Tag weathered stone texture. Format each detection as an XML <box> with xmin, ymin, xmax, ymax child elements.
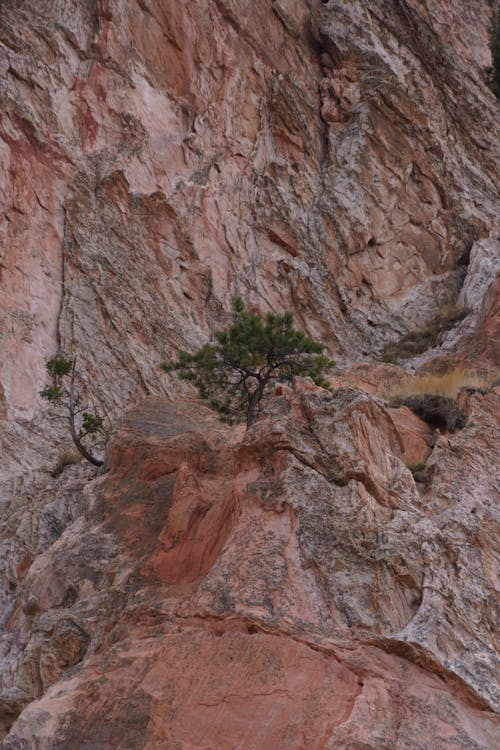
<box><xmin>1</xmin><ymin>0</ymin><xmax>498</xmax><ymax>429</ymax></box>
<box><xmin>1</xmin><ymin>392</ymin><xmax>499</xmax><ymax>747</ymax></box>
<box><xmin>0</xmin><ymin>0</ymin><xmax>498</xmax><ymax>746</ymax></box>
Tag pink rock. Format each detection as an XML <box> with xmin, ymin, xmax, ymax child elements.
<box><xmin>0</xmin><ymin>0</ymin><xmax>498</xmax><ymax>746</ymax></box>
<box><xmin>3</xmin><ymin>393</ymin><xmax>499</xmax><ymax>747</ymax></box>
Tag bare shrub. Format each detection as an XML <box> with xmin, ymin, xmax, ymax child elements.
<box><xmin>389</xmin><ymin>394</ymin><xmax>466</xmax><ymax>431</ymax></box>
<box><xmin>379</xmin><ymin>305</ymin><xmax>470</xmax><ymax>362</ymax></box>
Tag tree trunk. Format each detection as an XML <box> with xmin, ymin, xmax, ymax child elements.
<box><xmin>246</xmin><ymin>381</ymin><xmax>265</xmax><ymax>429</ymax></box>
<box><xmin>68</xmin><ymin>361</ymin><xmax>103</xmax><ymax>467</ymax></box>
<box><xmin>69</xmin><ymin>416</ymin><xmax>104</xmax><ymax>467</ymax></box>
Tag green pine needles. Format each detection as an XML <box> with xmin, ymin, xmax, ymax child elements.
<box><xmin>162</xmin><ymin>298</ymin><xmax>334</xmax><ymax>428</ymax></box>
<box><xmin>40</xmin><ymin>355</ymin><xmax>106</xmax><ymax>467</ymax></box>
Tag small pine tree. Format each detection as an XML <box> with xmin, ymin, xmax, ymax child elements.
<box><xmin>162</xmin><ymin>298</ymin><xmax>334</xmax><ymax>428</ymax></box>
<box><xmin>40</xmin><ymin>355</ymin><xmax>106</xmax><ymax>467</ymax></box>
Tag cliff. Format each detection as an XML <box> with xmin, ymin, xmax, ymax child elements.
<box><xmin>0</xmin><ymin>1</ymin><xmax>498</xmax><ymax>747</ymax></box>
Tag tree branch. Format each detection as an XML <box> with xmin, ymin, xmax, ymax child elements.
<box><xmin>68</xmin><ymin>358</ymin><xmax>103</xmax><ymax>467</ymax></box>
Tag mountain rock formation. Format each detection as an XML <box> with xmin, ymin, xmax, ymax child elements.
<box><xmin>0</xmin><ymin>0</ymin><xmax>498</xmax><ymax>748</ymax></box>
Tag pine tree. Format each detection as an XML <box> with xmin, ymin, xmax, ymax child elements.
<box><xmin>40</xmin><ymin>356</ymin><xmax>106</xmax><ymax>467</ymax></box>
<box><xmin>162</xmin><ymin>298</ymin><xmax>334</xmax><ymax>428</ymax></box>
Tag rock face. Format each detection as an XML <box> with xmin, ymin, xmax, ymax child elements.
<box><xmin>1</xmin><ymin>1</ymin><xmax>498</xmax><ymax>440</ymax></box>
<box><xmin>2</xmin><ymin>391</ymin><xmax>500</xmax><ymax>749</ymax></box>
<box><xmin>0</xmin><ymin>0</ymin><xmax>499</xmax><ymax>747</ymax></box>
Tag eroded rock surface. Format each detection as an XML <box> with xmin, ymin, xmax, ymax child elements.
<box><xmin>1</xmin><ymin>391</ymin><xmax>499</xmax><ymax>748</ymax></box>
<box><xmin>1</xmin><ymin>0</ymin><xmax>499</xmax><ymax>747</ymax></box>
<box><xmin>1</xmin><ymin>0</ymin><xmax>498</xmax><ymax>478</ymax></box>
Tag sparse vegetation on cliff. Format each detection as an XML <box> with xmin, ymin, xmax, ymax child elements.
<box><xmin>389</xmin><ymin>393</ymin><xmax>467</xmax><ymax>431</ymax></box>
<box><xmin>162</xmin><ymin>297</ymin><xmax>334</xmax><ymax>428</ymax></box>
<box><xmin>385</xmin><ymin>368</ymin><xmax>497</xmax><ymax>432</ymax></box>
<box><xmin>40</xmin><ymin>356</ymin><xmax>106</xmax><ymax>467</ymax></box>
<box><xmin>386</xmin><ymin>369</ymin><xmax>493</xmax><ymax>399</ymax></box>
<box><xmin>379</xmin><ymin>305</ymin><xmax>470</xmax><ymax>363</ymax></box>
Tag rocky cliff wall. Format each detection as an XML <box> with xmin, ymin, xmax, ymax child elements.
<box><xmin>2</xmin><ymin>392</ymin><xmax>499</xmax><ymax>748</ymax></box>
<box><xmin>0</xmin><ymin>0</ymin><xmax>499</xmax><ymax>747</ymax></box>
<box><xmin>1</xmin><ymin>0</ymin><xmax>498</xmax><ymax>463</ymax></box>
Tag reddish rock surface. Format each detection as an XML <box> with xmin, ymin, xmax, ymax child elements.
<box><xmin>2</xmin><ymin>391</ymin><xmax>499</xmax><ymax>747</ymax></box>
<box><xmin>388</xmin><ymin>406</ymin><xmax>434</xmax><ymax>470</ymax></box>
<box><xmin>0</xmin><ymin>0</ymin><xmax>499</xmax><ymax>747</ymax></box>
<box><xmin>1</xmin><ymin>0</ymin><xmax>498</xmax><ymax>484</ymax></box>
